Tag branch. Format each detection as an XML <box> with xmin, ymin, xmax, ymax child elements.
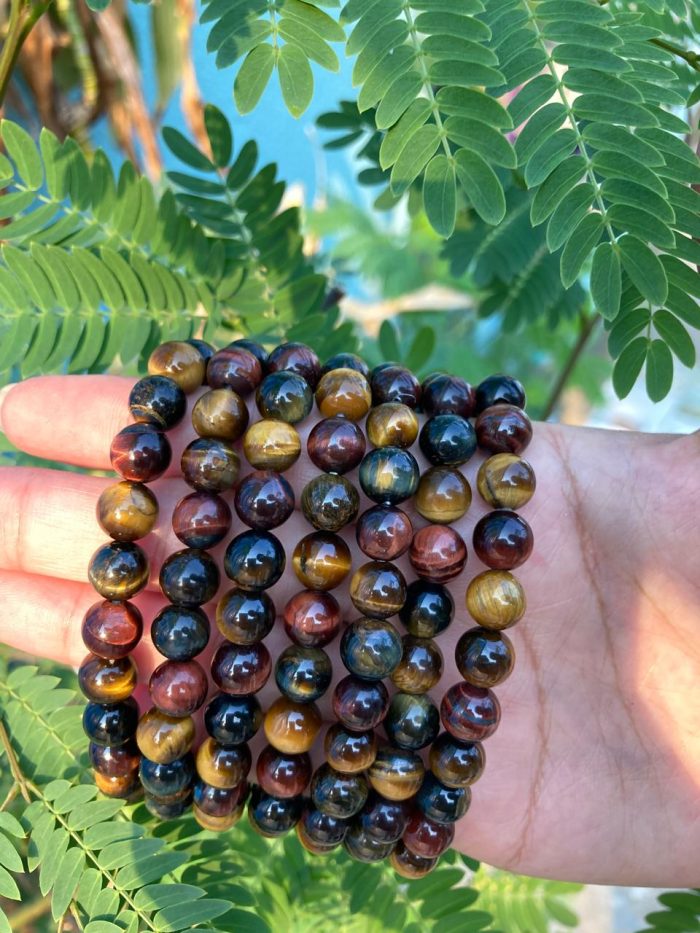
<box><xmin>541</xmin><ymin>313</ymin><xmax>601</xmax><ymax>421</ymax></box>
<box><xmin>650</xmin><ymin>37</ymin><xmax>700</xmax><ymax>72</ymax></box>
<box><xmin>0</xmin><ymin>0</ymin><xmax>54</xmax><ymax>107</ymax></box>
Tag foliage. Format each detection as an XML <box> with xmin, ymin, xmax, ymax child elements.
<box><xmin>638</xmin><ymin>890</ymin><xmax>700</xmax><ymax>933</ymax></box>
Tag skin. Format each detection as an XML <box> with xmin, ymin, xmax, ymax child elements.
<box><xmin>0</xmin><ymin>375</ymin><xmax>697</xmax><ymax>887</ymax></box>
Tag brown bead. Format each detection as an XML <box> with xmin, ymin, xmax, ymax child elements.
<box><xmin>234</xmin><ymin>470</ymin><xmax>295</xmax><ymax>530</ymax></box>
<box><xmin>332</xmin><ymin>676</ymin><xmax>389</xmax><ymax>731</ymax></box>
<box><xmin>267</xmin><ymin>342</ymin><xmax>321</xmax><ymax>387</ymax></box>
<box><xmin>307</xmin><ymin>417</ymin><xmax>366</xmax><ymax>474</ymax></box>
<box><xmin>371</xmin><ymin>365</ymin><xmax>421</xmax><ymax>409</ymax></box>
<box><xmin>256</xmin><ymin>745</ymin><xmax>312</xmax><ymax>798</ymax></box>
<box><xmin>324</xmin><ymin>724</ymin><xmax>377</xmax><ymax>773</ymax></box>
<box><xmin>301</xmin><ymin>474</ymin><xmax>359</xmax><ymax>532</ymax></box>
<box><xmin>441</xmin><ymin>682</ymin><xmax>500</xmax><ymax>742</ymax></box>
<box><xmin>172</xmin><ymin>491</ymin><xmax>231</xmax><ymax>549</ymax></box>
<box><xmin>350</xmin><ymin>561</ymin><xmax>407</xmax><ymax>619</ymax></box>
<box><xmin>315</xmin><ymin>368</ymin><xmax>372</xmax><ymax>421</ymax></box>
<box><xmin>366</xmin><ymin>402</ymin><xmax>418</xmax><ymax>449</ymax></box>
<box><xmin>211</xmin><ymin>641</ymin><xmax>271</xmax><ymax>694</ymax></box>
<box><xmin>475</xmin><ymin>404</ymin><xmax>533</xmax><ymax>455</ymax></box>
<box><xmin>82</xmin><ymin>600</ymin><xmax>143</xmax><ymax>660</ymax></box>
<box><xmin>403</xmin><ymin>812</ymin><xmax>454</xmax><ymax>858</ymax></box>
<box><xmin>264</xmin><ymin>697</ymin><xmax>322</xmax><ymax>754</ymax></box>
<box><xmin>89</xmin><ymin>739</ymin><xmax>140</xmax><ymax>777</ymax></box>
<box><xmin>191</xmin><ymin>387</ymin><xmax>249</xmax><ymax>441</ymax></box>
<box><xmin>97</xmin><ymin>481</ymin><xmax>158</xmax><ymax>542</ymax></box>
<box><xmin>110</xmin><ymin>424</ymin><xmax>171</xmax><ymax>483</ymax></box>
<box><xmin>88</xmin><ymin>542</ymin><xmax>149</xmax><ymax>600</ymax></box>
<box><xmin>196</xmin><ymin>738</ymin><xmax>251</xmax><ymax>789</ymax></box>
<box><xmin>355</xmin><ymin>506</ymin><xmax>413</xmax><ymax>561</ymax></box>
<box><xmin>243</xmin><ymin>420</ymin><xmax>301</xmax><ymax>472</ymax></box>
<box><xmin>93</xmin><ymin>770</ymin><xmax>141</xmax><ymax>800</ymax></box>
<box><xmin>206</xmin><ymin>346</ymin><xmax>263</xmax><ymax>396</ymax></box>
<box><xmin>181</xmin><ymin>438</ymin><xmax>240</xmax><ymax>493</ymax></box>
<box><xmin>136</xmin><ymin>707</ymin><xmax>196</xmax><ymax>764</ymax></box>
<box><xmin>390</xmin><ymin>842</ymin><xmax>437</xmax><ymax>878</ymax></box>
<box><xmin>283</xmin><ymin>590</ymin><xmax>342</xmax><ymax>647</ymax></box>
<box><xmin>148</xmin><ymin>340</ymin><xmax>206</xmax><ymax>393</ymax></box>
<box><xmin>409</xmin><ymin>526</ymin><xmax>467</xmax><ymax>584</ymax></box>
<box><xmin>292</xmin><ymin>532</ymin><xmax>352</xmax><ymax>590</ymax></box>
<box><xmin>477</xmin><ymin>453</ymin><xmax>536</xmax><ymax>509</ymax></box>
<box><xmin>473</xmin><ymin>509</ymin><xmax>533</xmax><ymax>570</ymax></box>
<box><xmin>194</xmin><ymin>800</ymin><xmax>245</xmax><ymax>832</ymax></box>
<box><xmin>391</xmin><ymin>635</ymin><xmax>443</xmax><ymax>694</ymax></box>
<box><xmin>367</xmin><ymin>746</ymin><xmax>425</xmax><ymax>801</ymax></box>
<box><xmin>422</xmin><ymin>373</ymin><xmax>475</xmax><ymax>418</ymax></box>
<box><xmin>79</xmin><ymin>653</ymin><xmax>137</xmax><ymax>703</ymax></box>
<box><xmin>429</xmin><ymin>732</ymin><xmax>485</xmax><ymax>788</ymax></box>
<box><xmin>149</xmin><ymin>659</ymin><xmax>208</xmax><ymax>717</ymax></box>
<box><xmin>415</xmin><ymin>467</ymin><xmax>472</xmax><ymax>524</ymax></box>
<box><xmin>466</xmin><ymin>570</ymin><xmax>526</xmax><ymax>630</ymax></box>
<box><xmin>456</xmin><ymin>627</ymin><xmax>515</xmax><ymax>688</ymax></box>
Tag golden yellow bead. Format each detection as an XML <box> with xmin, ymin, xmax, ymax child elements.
<box><xmin>263</xmin><ymin>697</ymin><xmax>322</xmax><ymax>754</ymax></box>
<box><xmin>136</xmin><ymin>708</ymin><xmax>195</xmax><ymax>764</ymax></box>
<box><xmin>366</xmin><ymin>402</ymin><xmax>419</xmax><ymax>449</ymax></box>
<box><xmin>243</xmin><ymin>420</ymin><xmax>302</xmax><ymax>472</ymax></box>
<box><xmin>415</xmin><ymin>466</ymin><xmax>471</xmax><ymax>524</ymax></box>
<box><xmin>465</xmin><ymin>570</ymin><xmax>526</xmax><ymax>630</ymax></box>
<box><xmin>477</xmin><ymin>453</ymin><xmax>536</xmax><ymax>509</ymax></box>
<box><xmin>315</xmin><ymin>368</ymin><xmax>372</xmax><ymax>421</ymax></box>
<box><xmin>193</xmin><ymin>801</ymin><xmax>245</xmax><ymax>832</ymax></box>
<box><xmin>148</xmin><ymin>341</ymin><xmax>206</xmax><ymax>393</ymax></box>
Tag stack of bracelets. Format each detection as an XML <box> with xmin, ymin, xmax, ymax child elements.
<box><xmin>81</xmin><ymin>338</ymin><xmax>534</xmax><ymax>879</ymax></box>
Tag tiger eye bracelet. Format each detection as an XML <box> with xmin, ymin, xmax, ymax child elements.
<box><xmin>84</xmin><ymin>339</ymin><xmax>535</xmax><ymax>876</ymax></box>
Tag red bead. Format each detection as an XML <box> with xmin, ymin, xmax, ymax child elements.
<box><xmin>283</xmin><ymin>590</ymin><xmax>342</xmax><ymax>648</ymax></box>
<box><xmin>403</xmin><ymin>812</ymin><xmax>455</xmax><ymax>858</ymax></box>
<box><xmin>356</xmin><ymin>506</ymin><xmax>413</xmax><ymax>561</ymax></box>
<box><xmin>149</xmin><ymin>659</ymin><xmax>208</xmax><ymax>717</ymax></box>
<box><xmin>256</xmin><ymin>745</ymin><xmax>312</xmax><ymax>798</ymax></box>
<box><xmin>268</xmin><ymin>342</ymin><xmax>321</xmax><ymax>387</ymax></box>
<box><xmin>475</xmin><ymin>404</ymin><xmax>532</xmax><ymax>455</ymax></box>
<box><xmin>473</xmin><ymin>509</ymin><xmax>533</xmax><ymax>570</ymax></box>
<box><xmin>409</xmin><ymin>525</ymin><xmax>467</xmax><ymax>583</ymax></box>
<box><xmin>110</xmin><ymin>424</ymin><xmax>171</xmax><ymax>483</ymax></box>
<box><xmin>206</xmin><ymin>346</ymin><xmax>263</xmax><ymax>395</ymax></box>
<box><xmin>211</xmin><ymin>641</ymin><xmax>272</xmax><ymax>695</ymax></box>
<box><xmin>307</xmin><ymin>416</ymin><xmax>366</xmax><ymax>474</ymax></box>
<box><xmin>172</xmin><ymin>491</ymin><xmax>231</xmax><ymax>549</ymax></box>
<box><xmin>440</xmin><ymin>681</ymin><xmax>501</xmax><ymax>741</ymax></box>
<box><xmin>81</xmin><ymin>600</ymin><xmax>143</xmax><ymax>659</ymax></box>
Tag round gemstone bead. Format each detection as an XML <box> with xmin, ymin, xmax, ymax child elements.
<box><xmin>456</xmin><ymin>627</ymin><xmax>515</xmax><ymax>688</ymax></box>
<box><xmin>149</xmin><ymin>659</ymin><xmax>208</xmax><ymax>717</ymax></box>
<box><xmin>324</xmin><ymin>724</ymin><xmax>376</xmax><ymax>773</ymax></box>
<box><xmin>419</xmin><ymin>414</ymin><xmax>476</xmax><ymax>467</ymax></box>
<box><xmin>344</xmin><ymin>825</ymin><xmax>395</xmax><ymax>863</ymax></box>
<box><xmin>145</xmin><ymin>791</ymin><xmax>192</xmax><ymax>820</ymax></box>
<box><xmin>148</xmin><ymin>340</ymin><xmax>206</xmax><ymax>393</ymax></box>
<box><xmin>248</xmin><ymin>787</ymin><xmax>303</xmax><ymax>837</ymax></box>
<box><xmin>185</xmin><ymin>338</ymin><xmax>215</xmax><ymax>374</ymax></box>
<box><xmin>340</xmin><ymin>618</ymin><xmax>402</xmax><ymax>680</ymax></box>
<box><xmin>283</xmin><ymin>590</ymin><xmax>341</xmax><ymax>648</ymax></box>
<box><xmin>243</xmin><ymin>420</ymin><xmax>301</xmax><ymax>472</ymax></box>
<box><xmin>466</xmin><ymin>570</ymin><xmax>526</xmax><ymax>629</ymax></box>
<box><xmin>368</xmin><ymin>747</ymin><xmax>425</xmax><ymax>801</ymax></box>
<box><xmin>391</xmin><ymin>635</ymin><xmax>443</xmax><ymax>694</ymax></box>
<box><xmin>110</xmin><ymin>424</ymin><xmax>171</xmax><ymax>483</ymax></box>
<box><xmin>307</xmin><ymin>417</ymin><xmax>365</xmax><ymax>474</ymax></box>
<box><xmin>390</xmin><ymin>842</ymin><xmax>438</xmax><ymax>878</ymax></box>
<box><xmin>421</xmin><ymin>374</ymin><xmax>475</xmax><ymax>418</ymax></box>
<box><xmin>301</xmin><ymin>474</ymin><xmax>359</xmax><ymax>531</ymax></box>
<box><xmin>139</xmin><ymin>753</ymin><xmax>195</xmax><ymax>797</ymax></box>
<box><xmin>477</xmin><ymin>453</ymin><xmax>536</xmax><ymax>509</ymax></box>
<box><xmin>234</xmin><ymin>470</ymin><xmax>295</xmax><ymax>530</ymax></box>
<box><xmin>224</xmin><ymin>530</ymin><xmax>285</xmax><ymax>590</ymax></box>
<box><xmin>473</xmin><ymin>509</ymin><xmax>533</xmax><ymax>570</ymax></box>
<box><xmin>216</xmin><ymin>587</ymin><xmax>276</xmax><ymax>644</ymax></box>
<box><xmin>172</xmin><ymin>491</ymin><xmax>231</xmax><ymax>549</ymax></box>
<box><xmin>211</xmin><ymin>641</ymin><xmax>272</xmax><ymax>694</ymax></box>
<box><xmin>403</xmin><ymin>812</ymin><xmax>454</xmax><ymax>858</ymax></box>
<box><xmin>371</xmin><ymin>365</ymin><xmax>421</xmax><ymax>408</ymax></box>
<box><xmin>315</xmin><ymin>368</ymin><xmax>372</xmax><ymax>421</ymax></box>
<box><xmin>256</xmin><ymin>371</ymin><xmax>313</xmax><ymax>423</ymax></box>
<box><xmin>292</xmin><ymin>531</ymin><xmax>352</xmax><ymax>590</ymax></box>
<box><xmin>357</xmin><ymin>793</ymin><xmax>409</xmax><ymax>843</ymax></box>
<box><xmin>181</xmin><ymin>438</ymin><xmax>240</xmax><ymax>492</ymax></box>
<box><xmin>89</xmin><ymin>740</ymin><xmax>140</xmax><ymax>777</ymax></box>
<box><xmin>475</xmin><ymin>374</ymin><xmax>526</xmax><ymax>412</ymax></box>
<box><xmin>196</xmin><ymin>738</ymin><xmax>251</xmax><ymax>789</ymax></box>
<box><xmin>82</xmin><ymin>698</ymin><xmax>138</xmax><ymax>747</ymax></box>
<box><xmin>194</xmin><ymin>780</ymin><xmax>248</xmax><ymax>816</ymax></box>
<box><xmin>359</xmin><ymin>447</ymin><xmax>420</xmax><ymax>505</ymax></box>
<box><xmin>194</xmin><ymin>801</ymin><xmax>245</xmax><ymax>833</ymax></box>
<box><xmin>93</xmin><ymin>771</ymin><xmax>140</xmax><ymax>799</ymax></box>
<box><xmin>257</xmin><ymin>745</ymin><xmax>312</xmax><ymax>798</ymax></box>
<box><xmin>441</xmin><ymin>682</ymin><xmax>501</xmax><ymax>741</ymax></box>
<box><xmin>263</xmin><ymin>697</ymin><xmax>322</xmax><ymax>754</ymax></box>
<box><xmin>384</xmin><ymin>692</ymin><xmax>440</xmax><ymax>750</ymax></box>
<box><xmin>415</xmin><ymin>467</ymin><xmax>471</xmax><ymax>524</ymax></box>
<box><xmin>206</xmin><ymin>346</ymin><xmax>263</xmax><ymax>395</ymax></box>
<box><xmin>97</xmin><ymin>481</ymin><xmax>158</xmax><ymax>542</ymax></box>
<box><xmin>415</xmin><ymin>772</ymin><xmax>470</xmax><ymax>824</ymax></box>
<box><xmin>297</xmin><ymin>807</ymin><xmax>348</xmax><ymax>851</ymax></box>
<box><xmin>355</xmin><ymin>505</ymin><xmax>413</xmax><ymax>561</ymax></box>
<box><xmin>311</xmin><ymin>764</ymin><xmax>369</xmax><ymax>819</ymax></box>
<box><xmin>227</xmin><ymin>338</ymin><xmax>269</xmax><ymax>370</ymax></box>
<box><xmin>79</xmin><ymin>654</ymin><xmax>137</xmax><ymax>703</ymax></box>
<box><xmin>159</xmin><ymin>548</ymin><xmax>220</xmax><ymax>607</ymax></box>
<box><xmin>82</xmin><ymin>600</ymin><xmax>143</xmax><ymax>660</ymax></box>
<box><xmin>204</xmin><ymin>693</ymin><xmax>262</xmax><ymax>745</ymax></box>
<box><xmin>136</xmin><ymin>707</ymin><xmax>195</xmax><ymax>763</ymax></box>
<box><xmin>275</xmin><ymin>645</ymin><xmax>332</xmax><ymax>702</ymax></box>
<box><xmin>321</xmin><ymin>352</ymin><xmax>370</xmax><ymax>378</ymax></box>
<box><xmin>399</xmin><ymin>580</ymin><xmax>454</xmax><ymax>638</ymax></box>
<box><xmin>365</xmin><ymin>402</ymin><xmax>419</xmax><ymax>449</ymax></box>
<box><xmin>332</xmin><ymin>676</ymin><xmax>389</xmax><ymax>731</ymax></box>
<box><xmin>429</xmin><ymin>733</ymin><xmax>485</xmax><ymax>788</ymax></box>
<box><xmin>191</xmin><ymin>387</ymin><xmax>249</xmax><ymax>441</ymax></box>
<box><xmin>267</xmin><ymin>342</ymin><xmax>321</xmax><ymax>387</ymax></box>
<box><xmin>475</xmin><ymin>404</ymin><xmax>533</xmax><ymax>455</ymax></box>
<box><xmin>151</xmin><ymin>605</ymin><xmax>209</xmax><ymax>660</ymax></box>
<box><xmin>349</xmin><ymin>561</ymin><xmax>407</xmax><ymax>618</ymax></box>
<box><xmin>129</xmin><ymin>374</ymin><xmax>186</xmax><ymax>429</ymax></box>
<box><xmin>88</xmin><ymin>542</ymin><xmax>149</xmax><ymax>600</ymax></box>
<box><xmin>409</xmin><ymin>525</ymin><xmax>467</xmax><ymax>584</ymax></box>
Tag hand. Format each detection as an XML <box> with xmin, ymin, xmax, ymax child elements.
<box><xmin>0</xmin><ymin>375</ymin><xmax>697</xmax><ymax>887</ymax></box>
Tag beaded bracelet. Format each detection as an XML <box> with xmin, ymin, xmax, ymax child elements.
<box><xmin>83</xmin><ymin>338</ymin><xmax>535</xmax><ymax>879</ymax></box>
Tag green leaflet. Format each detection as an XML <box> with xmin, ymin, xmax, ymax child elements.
<box><xmin>422</xmin><ymin>154</ymin><xmax>457</xmax><ymax>237</ymax></box>
<box><xmin>590</xmin><ymin>242</ymin><xmax>621</xmax><ymax>321</ymax></box>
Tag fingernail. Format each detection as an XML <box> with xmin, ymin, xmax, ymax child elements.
<box><xmin>0</xmin><ymin>383</ymin><xmax>16</xmax><ymax>435</ymax></box>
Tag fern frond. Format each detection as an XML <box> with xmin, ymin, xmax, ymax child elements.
<box><xmin>472</xmin><ymin>866</ymin><xmax>582</xmax><ymax>932</ymax></box>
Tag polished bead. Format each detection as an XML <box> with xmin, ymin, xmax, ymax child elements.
<box><xmin>148</xmin><ymin>340</ymin><xmax>206</xmax><ymax>393</ymax></box>
<box><xmin>332</xmin><ymin>676</ymin><xmax>389</xmax><ymax>731</ymax></box>
<box><xmin>366</xmin><ymin>402</ymin><xmax>419</xmax><ymax>449</ymax></box>
<box><xmin>429</xmin><ymin>733</ymin><xmax>485</xmax><ymax>788</ymax></box>
<box><xmin>211</xmin><ymin>641</ymin><xmax>271</xmax><ymax>694</ymax></box>
<box><xmin>357</xmin><ymin>793</ymin><xmax>409</xmax><ymax>843</ymax></box>
<box><xmin>172</xmin><ymin>491</ymin><xmax>231</xmax><ymax>549</ymax></box>
<box><xmin>193</xmin><ymin>779</ymin><xmax>247</xmax><ymax>816</ymax></box>
<box><xmin>110</xmin><ymin>424</ymin><xmax>171</xmax><ymax>483</ymax></box>
<box><xmin>403</xmin><ymin>812</ymin><xmax>454</xmax><ymax>858</ymax></box>
<box><xmin>149</xmin><ymin>659</ymin><xmax>208</xmax><ymax>717</ymax></box>
<box><xmin>257</xmin><ymin>745</ymin><xmax>312</xmax><ymax>798</ymax></box>
<box><xmin>88</xmin><ymin>542</ymin><xmax>149</xmax><ymax>600</ymax></box>
<box><xmin>311</xmin><ymin>764</ymin><xmax>369</xmax><ymax>819</ymax></box>
<box><xmin>466</xmin><ymin>570</ymin><xmax>525</xmax><ymax>630</ymax></box>
<box><xmin>263</xmin><ymin>697</ymin><xmax>322</xmax><ymax>754</ymax></box>
<box><xmin>390</xmin><ymin>843</ymin><xmax>438</xmax><ymax>878</ymax></box>
<box><xmin>476</xmin><ymin>404</ymin><xmax>533</xmax><ymax>455</ymax></box>
<box><xmin>145</xmin><ymin>791</ymin><xmax>192</xmax><ymax>820</ymax></box>
<box><xmin>283</xmin><ymin>590</ymin><xmax>341</xmax><ymax>648</ymax></box>
<box><xmin>186</xmin><ymin>338</ymin><xmax>215</xmax><ymax>375</ymax></box>
<box><xmin>409</xmin><ymin>525</ymin><xmax>467</xmax><ymax>584</ymax></box>
<box><xmin>321</xmin><ymin>352</ymin><xmax>370</xmax><ymax>378</ymax></box>
<box><xmin>275</xmin><ymin>645</ymin><xmax>332</xmax><ymax>702</ymax></box>
<box><xmin>94</xmin><ymin>770</ymin><xmax>141</xmax><ymax>799</ymax></box>
<box><xmin>307</xmin><ymin>417</ymin><xmax>366</xmax><ymax>474</ymax></box>
<box><xmin>217</xmin><ymin>587</ymin><xmax>276</xmax><ymax>644</ymax></box>
<box><xmin>475</xmin><ymin>373</ymin><xmax>526</xmax><ymax>412</ymax></box>
<box><xmin>297</xmin><ymin>807</ymin><xmax>348</xmax><ymax>851</ymax></box>
<box><xmin>79</xmin><ymin>653</ymin><xmax>137</xmax><ymax>703</ymax></box>
<box><xmin>234</xmin><ymin>469</ymin><xmax>294</xmax><ymax>530</ymax></box>
<box><xmin>191</xmin><ymin>388</ymin><xmax>249</xmax><ymax>441</ymax></box>
<box><xmin>181</xmin><ymin>438</ymin><xmax>240</xmax><ymax>493</ymax></box>
<box><xmin>196</xmin><ymin>738</ymin><xmax>251</xmax><ymax>789</ymax></box>
<box><xmin>139</xmin><ymin>753</ymin><xmax>195</xmax><ymax>797</ymax></box>
<box><xmin>243</xmin><ymin>420</ymin><xmax>301</xmax><ymax>472</ymax></box>
<box><xmin>416</xmin><ymin>772</ymin><xmax>470</xmax><ymax>824</ymax></box>
<box><xmin>256</xmin><ymin>371</ymin><xmax>313</xmax><ymax>423</ymax></box>
<box><xmin>227</xmin><ymin>338</ymin><xmax>269</xmax><ymax>370</ymax></box>
<box><xmin>384</xmin><ymin>693</ymin><xmax>440</xmax><ymax>750</ymax></box>
<box><xmin>324</xmin><ymin>724</ymin><xmax>376</xmax><ymax>773</ymax></box>
<box><xmin>356</xmin><ymin>506</ymin><xmax>413</xmax><ymax>561</ymax></box>
<box><xmin>391</xmin><ymin>636</ymin><xmax>443</xmax><ymax>694</ymax></box>
<box><xmin>301</xmin><ymin>474</ymin><xmax>359</xmax><ymax>531</ymax></box>
<box><xmin>159</xmin><ymin>548</ymin><xmax>219</xmax><ymax>607</ymax></box>
<box><xmin>441</xmin><ymin>682</ymin><xmax>500</xmax><ymax>741</ymax></box>
<box><xmin>268</xmin><ymin>342</ymin><xmax>320</xmax><ymax>386</ymax></box>
<box><xmin>151</xmin><ymin>605</ymin><xmax>209</xmax><ymax>660</ymax></box>
<box><xmin>194</xmin><ymin>801</ymin><xmax>245</xmax><ymax>833</ymax></box>
<box><xmin>89</xmin><ymin>739</ymin><xmax>139</xmax><ymax>777</ymax></box>
<box><xmin>97</xmin><ymin>481</ymin><xmax>158</xmax><ymax>542</ymax></box>
<box><xmin>415</xmin><ymin>467</ymin><xmax>471</xmax><ymax>524</ymax></box>
<box><xmin>248</xmin><ymin>787</ymin><xmax>303</xmax><ymax>837</ymax></box>
<box><xmin>83</xmin><ymin>698</ymin><xmax>138</xmax><ymax>747</ymax></box>
<box><xmin>340</xmin><ymin>618</ymin><xmax>402</xmax><ymax>680</ymax></box>
<box><xmin>344</xmin><ymin>824</ymin><xmax>395</xmax><ymax>862</ymax></box>
<box><xmin>456</xmin><ymin>627</ymin><xmax>515</xmax><ymax>688</ymax></box>
<box><xmin>421</xmin><ymin>374</ymin><xmax>475</xmax><ymax>418</ymax></box>
<box><xmin>349</xmin><ymin>561</ymin><xmax>407</xmax><ymax>618</ymax></box>
<box><xmin>292</xmin><ymin>531</ymin><xmax>351</xmax><ymax>590</ymax></box>
<box><xmin>224</xmin><ymin>531</ymin><xmax>285</xmax><ymax>591</ymax></box>
<box><xmin>419</xmin><ymin>414</ymin><xmax>476</xmax><ymax>467</ymax></box>
<box><xmin>399</xmin><ymin>580</ymin><xmax>454</xmax><ymax>638</ymax></box>
<box><xmin>204</xmin><ymin>693</ymin><xmax>262</xmax><ymax>745</ymax></box>
<box><xmin>473</xmin><ymin>509</ymin><xmax>533</xmax><ymax>570</ymax></box>
<box><xmin>206</xmin><ymin>346</ymin><xmax>263</xmax><ymax>395</ymax></box>
<box><xmin>82</xmin><ymin>600</ymin><xmax>143</xmax><ymax>660</ymax></box>
<box><xmin>371</xmin><ymin>365</ymin><xmax>421</xmax><ymax>408</ymax></box>
<box><xmin>136</xmin><ymin>708</ymin><xmax>195</xmax><ymax>764</ymax></box>
<box><xmin>477</xmin><ymin>453</ymin><xmax>536</xmax><ymax>509</ymax></box>
<box><xmin>129</xmin><ymin>375</ymin><xmax>186</xmax><ymax>429</ymax></box>
<box><xmin>368</xmin><ymin>747</ymin><xmax>424</xmax><ymax>801</ymax></box>
<box><xmin>315</xmin><ymin>368</ymin><xmax>371</xmax><ymax>421</ymax></box>
<box><xmin>359</xmin><ymin>447</ymin><xmax>420</xmax><ymax>505</ymax></box>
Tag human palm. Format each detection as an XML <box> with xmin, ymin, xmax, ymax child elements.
<box><xmin>0</xmin><ymin>375</ymin><xmax>697</xmax><ymax>887</ymax></box>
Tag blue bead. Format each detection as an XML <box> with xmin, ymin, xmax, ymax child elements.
<box><xmin>399</xmin><ymin>580</ymin><xmax>454</xmax><ymax>638</ymax></box>
<box><xmin>151</xmin><ymin>605</ymin><xmax>210</xmax><ymax>660</ymax></box>
<box><xmin>419</xmin><ymin>414</ymin><xmax>476</xmax><ymax>467</ymax></box>
<box><xmin>310</xmin><ymin>764</ymin><xmax>369</xmax><ymax>819</ymax></box>
<box><xmin>248</xmin><ymin>787</ymin><xmax>303</xmax><ymax>836</ymax></box>
<box><xmin>82</xmin><ymin>698</ymin><xmax>138</xmax><ymax>747</ymax></box>
<box><xmin>139</xmin><ymin>753</ymin><xmax>195</xmax><ymax>797</ymax></box>
<box><xmin>384</xmin><ymin>693</ymin><xmax>440</xmax><ymax>750</ymax></box>
<box><xmin>275</xmin><ymin>645</ymin><xmax>332</xmax><ymax>702</ymax></box>
<box><xmin>340</xmin><ymin>618</ymin><xmax>402</xmax><ymax>680</ymax></box>
<box><xmin>204</xmin><ymin>693</ymin><xmax>262</xmax><ymax>745</ymax></box>
<box><xmin>416</xmin><ymin>772</ymin><xmax>471</xmax><ymax>824</ymax></box>
<box><xmin>359</xmin><ymin>446</ymin><xmax>420</xmax><ymax>505</ymax></box>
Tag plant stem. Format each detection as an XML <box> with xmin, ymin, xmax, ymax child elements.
<box><xmin>0</xmin><ymin>720</ymin><xmax>30</xmax><ymax>802</ymax></box>
<box><xmin>541</xmin><ymin>313</ymin><xmax>601</xmax><ymax>421</ymax></box>
<box><xmin>0</xmin><ymin>0</ymin><xmax>54</xmax><ymax>108</ymax></box>
<box><xmin>650</xmin><ymin>37</ymin><xmax>700</xmax><ymax>72</ymax></box>
<box><xmin>7</xmin><ymin>894</ymin><xmax>52</xmax><ymax>931</ymax></box>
